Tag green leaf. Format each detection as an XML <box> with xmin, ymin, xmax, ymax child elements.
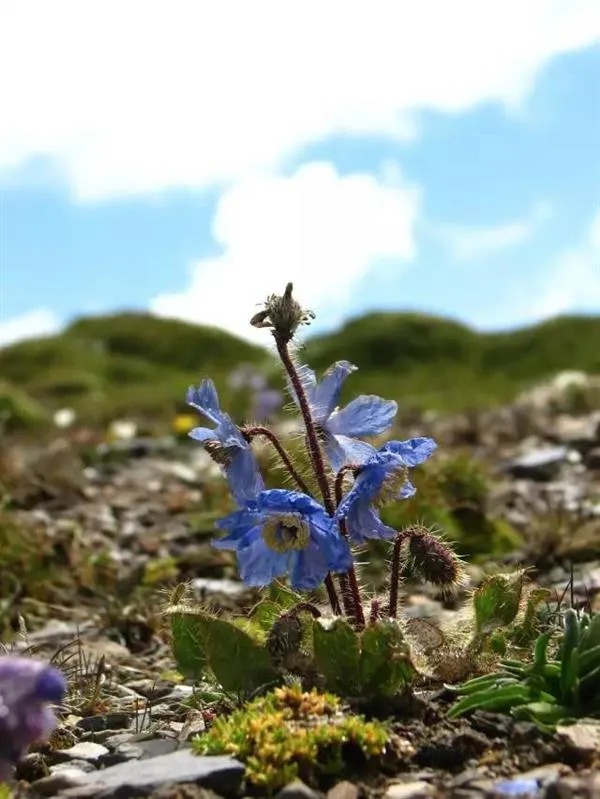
<box><xmin>169</xmin><ymin>606</ymin><xmax>209</xmax><ymax>680</ymax></box>
<box><xmin>448</xmin><ymin>683</ymin><xmax>533</xmax><ymax>718</ymax></box>
<box><xmin>513</xmin><ymin>701</ymin><xmax>565</xmax><ymax>726</ymax></box>
<box><xmin>581</xmin><ymin>613</ymin><xmax>600</xmax><ymax>651</ymax></box>
<box><xmin>473</xmin><ymin>572</ymin><xmax>524</xmax><ymax>634</ymax></box>
<box><xmin>360</xmin><ymin>620</ymin><xmax>415</xmax><ymax>698</ymax></box>
<box><xmin>312</xmin><ymin>618</ymin><xmax>361</xmax><ymax>696</ymax></box>
<box><xmin>250</xmin><ymin>600</ymin><xmax>283</xmax><ymax>632</ymax></box>
<box><xmin>168</xmin><ymin>607</ymin><xmax>278</xmax><ymax>695</ymax></box>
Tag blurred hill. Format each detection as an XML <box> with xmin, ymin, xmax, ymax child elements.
<box><xmin>0</xmin><ymin>310</ymin><xmax>599</xmax><ymax>427</ymax></box>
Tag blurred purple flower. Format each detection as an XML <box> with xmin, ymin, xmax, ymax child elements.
<box><xmin>0</xmin><ymin>656</ymin><xmax>66</xmax><ymax>778</ymax></box>
<box><xmin>251</xmin><ymin>389</ymin><xmax>283</xmax><ymax>421</ymax></box>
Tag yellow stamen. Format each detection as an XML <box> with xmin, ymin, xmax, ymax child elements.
<box><xmin>262</xmin><ymin>513</ymin><xmax>310</xmax><ymax>553</ymax></box>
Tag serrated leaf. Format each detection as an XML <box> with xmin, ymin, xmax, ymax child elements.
<box><xmin>473</xmin><ymin>573</ymin><xmax>524</xmax><ymax>634</ymax></box>
<box><xmin>312</xmin><ymin>618</ymin><xmax>361</xmax><ymax>696</ymax></box>
<box><xmin>168</xmin><ymin>607</ymin><xmax>277</xmax><ymax>695</ymax></box>
<box><xmin>169</xmin><ymin>606</ymin><xmax>209</xmax><ymax>680</ymax></box>
<box><xmin>360</xmin><ymin>620</ymin><xmax>415</xmax><ymax>698</ymax></box>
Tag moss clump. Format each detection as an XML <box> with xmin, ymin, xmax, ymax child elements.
<box><xmin>193</xmin><ymin>686</ymin><xmax>389</xmax><ymax>793</ymax></box>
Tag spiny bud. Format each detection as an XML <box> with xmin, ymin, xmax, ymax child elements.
<box><xmin>204</xmin><ymin>440</ymin><xmax>232</xmax><ymax>467</ymax></box>
<box><xmin>250</xmin><ymin>283</ymin><xmax>315</xmax><ymax>344</ymax></box>
<box><xmin>405</xmin><ymin>525</ymin><xmax>465</xmax><ymax>594</ymax></box>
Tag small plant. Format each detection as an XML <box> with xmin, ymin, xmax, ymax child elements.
<box><xmin>194</xmin><ymin>685</ymin><xmax>390</xmax><ymax>793</ymax></box>
<box><xmin>448</xmin><ymin>608</ymin><xmax>600</xmax><ymax>729</ymax></box>
<box><xmin>167</xmin><ymin>284</ymin><xmax>467</xmax><ymax>702</ymax></box>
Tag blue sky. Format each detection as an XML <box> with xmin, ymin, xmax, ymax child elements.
<box><xmin>1</xmin><ymin>2</ymin><xmax>599</xmax><ymax>347</ymax></box>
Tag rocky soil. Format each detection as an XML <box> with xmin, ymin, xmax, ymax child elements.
<box><xmin>1</xmin><ymin>378</ymin><xmax>599</xmax><ymax>799</ymax></box>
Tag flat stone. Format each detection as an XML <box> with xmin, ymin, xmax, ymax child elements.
<box><xmin>77</xmin><ymin>713</ymin><xmax>132</xmax><ymax>733</ymax></box>
<box><xmin>505</xmin><ymin>446</ymin><xmax>568</xmax><ymax>480</ymax></box>
<box><xmin>57</xmin><ymin>751</ymin><xmax>245</xmax><ymax>799</ymax></box>
<box><xmin>327</xmin><ymin>781</ymin><xmax>359</xmax><ymax>799</ymax></box>
<box><xmin>57</xmin><ymin>742</ymin><xmax>110</xmax><ymax>762</ymax></box>
<box><xmin>276</xmin><ymin>779</ymin><xmax>321</xmax><ymax>799</ymax></box>
<box><xmin>490</xmin><ymin>777</ymin><xmax>540</xmax><ymax>797</ymax></box>
<box><xmin>51</xmin><ymin>761</ymin><xmax>99</xmax><ymax>775</ymax></box>
<box><xmin>556</xmin><ymin>721</ymin><xmax>600</xmax><ymax>759</ymax></box>
<box><xmin>384</xmin><ymin>781</ymin><xmax>435</xmax><ymax>799</ymax></box>
<box><xmin>32</xmin><ymin>768</ymin><xmax>90</xmax><ymax>796</ymax></box>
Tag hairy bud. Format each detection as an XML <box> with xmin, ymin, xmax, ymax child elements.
<box><xmin>250</xmin><ymin>283</ymin><xmax>315</xmax><ymax>344</ymax></box>
<box><xmin>406</xmin><ymin>525</ymin><xmax>465</xmax><ymax>594</ymax></box>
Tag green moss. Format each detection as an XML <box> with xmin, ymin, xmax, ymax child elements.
<box><xmin>194</xmin><ymin>685</ymin><xmax>390</xmax><ymax>793</ymax></box>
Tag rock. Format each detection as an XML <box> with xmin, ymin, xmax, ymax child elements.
<box><xmin>56</xmin><ymin>742</ymin><xmax>110</xmax><ymax>763</ymax></box>
<box><xmin>505</xmin><ymin>447</ymin><xmax>568</xmax><ymax>480</ymax></box>
<box><xmin>384</xmin><ymin>781</ymin><xmax>435</xmax><ymax>799</ymax></box>
<box><xmin>51</xmin><ymin>761</ymin><xmax>99</xmax><ymax>775</ymax></box>
<box><xmin>32</xmin><ymin>768</ymin><xmax>90</xmax><ymax>796</ymax></box>
<box><xmin>77</xmin><ymin>713</ymin><xmax>132</xmax><ymax>732</ymax></box>
<box><xmin>101</xmin><ymin>742</ymin><xmax>144</xmax><ymax>766</ymax></box>
<box><xmin>57</xmin><ymin>752</ymin><xmax>245</xmax><ymax>798</ymax></box>
<box><xmin>490</xmin><ymin>776</ymin><xmax>540</xmax><ymax>797</ymax></box>
<box><xmin>585</xmin><ymin>447</ymin><xmax>600</xmax><ymax>469</ymax></box>
<box><xmin>327</xmin><ymin>781</ymin><xmax>359</xmax><ymax>799</ymax></box>
<box><xmin>556</xmin><ymin>721</ymin><xmax>600</xmax><ymax>760</ymax></box>
<box><xmin>276</xmin><ymin>779</ymin><xmax>322</xmax><ymax>799</ymax></box>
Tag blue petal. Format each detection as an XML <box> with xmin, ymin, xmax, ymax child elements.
<box><xmin>346</xmin><ymin>499</ymin><xmax>396</xmax><ymax>543</ymax></box>
<box><xmin>188</xmin><ymin>426</ymin><xmax>219</xmax><ymax>443</ymax></box>
<box><xmin>288</xmin><ymin>364</ymin><xmax>317</xmax><ymax>409</ymax></box>
<box><xmin>309</xmin><ymin>517</ymin><xmax>353</xmax><ymax>573</ymax></box>
<box><xmin>325</xmin><ymin>433</ymin><xmax>377</xmax><ymax>472</ymax></box>
<box><xmin>289</xmin><ymin>540</ymin><xmax>331</xmax><ymax>590</ymax></box>
<box><xmin>256</xmin><ymin>488</ymin><xmax>325</xmax><ymax>517</ymax></box>
<box><xmin>218</xmin><ymin>416</ymin><xmax>249</xmax><ymax>450</ymax></box>
<box><xmin>309</xmin><ymin>361</ymin><xmax>357</xmax><ymax>423</ymax></box>
<box><xmin>237</xmin><ymin>536</ymin><xmax>290</xmax><ymax>587</ymax></box>
<box><xmin>187</xmin><ymin>379</ymin><xmax>224</xmax><ymax>425</ymax></box>
<box><xmin>327</xmin><ymin>395</ymin><xmax>397</xmax><ymax>438</ymax></box>
<box><xmin>381</xmin><ymin>437</ymin><xmax>437</xmax><ymax>466</ymax></box>
<box><xmin>336</xmin><ymin>461</ymin><xmax>388</xmax><ymax>518</ymax></box>
<box><xmin>226</xmin><ymin>448</ymin><xmax>265</xmax><ymax>504</ymax></box>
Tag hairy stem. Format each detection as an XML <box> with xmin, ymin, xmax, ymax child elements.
<box><xmin>275</xmin><ymin>339</ymin><xmax>341</xmax><ymax>615</ymax></box>
<box><xmin>243</xmin><ymin>425</ymin><xmax>311</xmax><ymax>495</ymax></box>
<box><xmin>338</xmin><ymin>518</ymin><xmax>366</xmax><ymax>629</ymax></box>
<box><xmin>334</xmin><ymin>465</ymin><xmax>365</xmax><ymax>628</ymax></box>
<box><xmin>389</xmin><ymin>530</ymin><xmax>409</xmax><ymax>619</ymax></box>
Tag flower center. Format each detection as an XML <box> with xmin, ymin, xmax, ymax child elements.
<box><xmin>262</xmin><ymin>513</ymin><xmax>311</xmax><ymax>553</ymax></box>
<box><xmin>374</xmin><ymin>465</ymin><xmax>409</xmax><ymax>508</ymax></box>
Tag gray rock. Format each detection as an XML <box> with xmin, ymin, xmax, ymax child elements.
<box><xmin>505</xmin><ymin>446</ymin><xmax>568</xmax><ymax>480</ymax></box>
<box><xmin>101</xmin><ymin>742</ymin><xmax>145</xmax><ymax>766</ymax></box>
<box><xmin>384</xmin><ymin>782</ymin><xmax>435</xmax><ymax>799</ymax></box>
<box><xmin>77</xmin><ymin>713</ymin><xmax>132</xmax><ymax>733</ymax></box>
<box><xmin>57</xmin><ymin>742</ymin><xmax>110</xmax><ymax>763</ymax></box>
<box><xmin>57</xmin><ymin>751</ymin><xmax>244</xmax><ymax>798</ymax></box>
<box><xmin>32</xmin><ymin>768</ymin><xmax>90</xmax><ymax>796</ymax></box>
<box><xmin>276</xmin><ymin>779</ymin><xmax>322</xmax><ymax>799</ymax></box>
<box><xmin>326</xmin><ymin>781</ymin><xmax>359</xmax><ymax>799</ymax></box>
<box><xmin>51</xmin><ymin>761</ymin><xmax>99</xmax><ymax>775</ymax></box>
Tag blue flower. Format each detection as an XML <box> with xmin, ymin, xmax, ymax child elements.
<box><xmin>187</xmin><ymin>379</ymin><xmax>264</xmax><ymax>504</ymax></box>
<box><xmin>214</xmin><ymin>489</ymin><xmax>352</xmax><ymax>590</ymax></box>
<box><xmin>294</xmin><ymin>360</ymin><xmax>398</xmax><ymax>472</ymax></box>
<box><xmin>336</xmin><ymin>437</ymin><xmax>437</xmax><ymax>543</ymax></box>
<box><xmin>0</xmin><ymin>656</ymin><xmax>66</xmax><ymax>778</ymax></box>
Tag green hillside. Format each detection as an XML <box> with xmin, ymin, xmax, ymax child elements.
<box><xmin>1</xmin><ymin>310</ymin><xmax>598</xmax><ymax>428</ymax></box>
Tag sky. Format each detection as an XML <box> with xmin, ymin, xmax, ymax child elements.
<box><xmin>1</xmin><ymin>1</ymin><xmax>599</xmax><ymax>349</ymax></box>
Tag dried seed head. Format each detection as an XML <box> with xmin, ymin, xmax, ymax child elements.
<box><xmin>250</xmin><ymin>283</ymin><xmax>315</xmax><ymax>344</ymax></box>
<box><xmin>406</xmin><ymin>525</ymin><xmax>465</xmax><ymax>594</ymax></box>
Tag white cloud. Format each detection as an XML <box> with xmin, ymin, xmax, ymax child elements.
<box><xmin>436</xmin><ymin>201</ymin><xmax>553</xmax><ymax>261</ymax></box>
<box><xmin>530</xmin><ymin>209</ymin><xmax>600</xmax><ymax>319</ymax></box>
<box><xmin>0</xmin><ymin>309</ymin><xmax>62</xmax><ymax>348</ymax></box>
<box><xmin>1</xmin><ymin>1</ymin><xmax>599</xmax><ymax>200</ymax></box>
<box><xmin>151</xmin><ymin>161</ymin><xmax>419</xmax><ymax>342</ymax></box>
